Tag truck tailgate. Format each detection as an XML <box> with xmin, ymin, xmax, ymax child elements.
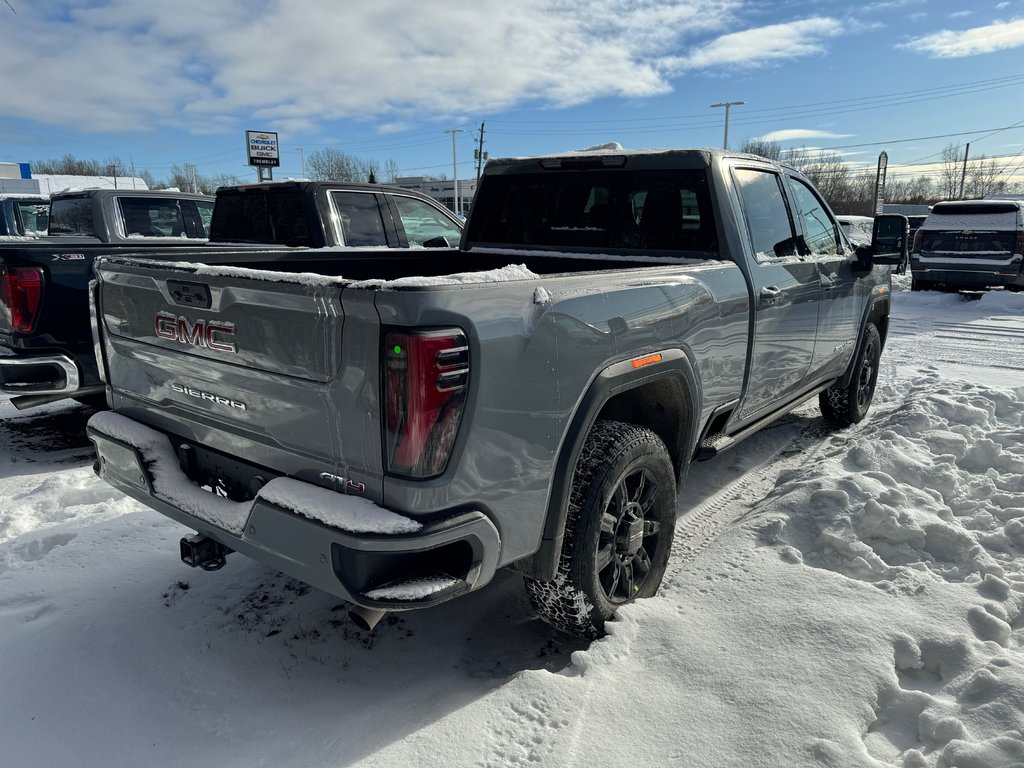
<box><xmin>96</xmin><ymin>260</ymin><xmax>383</xmax><ymax>501</ymax></box>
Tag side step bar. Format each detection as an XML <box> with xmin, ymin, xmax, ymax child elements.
<box><xmin>695</xmin><ymin>382</ymin><xmax>832</xmax><ymax>461</ymax></box>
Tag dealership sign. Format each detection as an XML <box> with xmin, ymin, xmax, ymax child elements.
<box><xmin>246</xmin><ymin>130</ymin><xmax>280</xmax><ymax>167</ymax></box>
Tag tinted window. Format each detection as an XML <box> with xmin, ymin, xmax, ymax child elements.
<box><xmin>119</xmin><ymin>197</ymin><xmax>194</xmax><ymax>238</ymax></box>
<box><xmin>932</xmin><ymin>202</ymin><xmax>1019</xmax><ymax>215</ymax></box>
<box><xmin>392</xmin><ymin>196</ymin><xmax>462</xmax><ymax>246</ymax></box>
<box><xmin>788</xmin><ymin>178</ymin><xmax>839</xmax><ymax>255</ymax></box>
<box><xmin>48</xmin><ymin>197</ymin><xmax>94</xmax><ymax>236</ymax></box>
<box><xmin>15</xmin><ymin>203</ymin><xmax>48</xmax><ymax>235</ymax></box>
<box><xmin>732</xmin><ymin>169</ymin><xmax>797</xmax><ymax>261</ymax></box>
<box><xmin>332</xmin><ymin>192</ymin><xmax>388</xmax><ymax>247</ymax></box>
<box><xmin>466</xmin><ymin>169</ymin><xmax>719</xmax><ymax>254</ymax></box>
<box><xmin>210</xmin><ymin>188</ymin><xmax>312</xmax><ymax>246</ymax></box>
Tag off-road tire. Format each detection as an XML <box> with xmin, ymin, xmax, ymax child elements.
<box><xmin>819</xmin><ymin>323</ymin><xmax>881</xmax><ymax>427</ymax></box>
<box><xmin>910</xmin><ymin>277</ymin><xmax>932</xmax><ymax>292</ymax></box>
<box><xmin>524</xmin><ymin>420</ymin><xmax>676</xmax><ymax>638</ymax></box>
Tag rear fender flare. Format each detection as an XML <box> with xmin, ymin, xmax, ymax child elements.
<box><xmin>519</xmin><ymin>348</ymin><xmax>701</xmax><ymax>581</ymax></box>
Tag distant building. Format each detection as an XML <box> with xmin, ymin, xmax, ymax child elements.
<box><xmin>394</xmin><ymin>176</ymin><xmax>477</xmax><ymax>214</ymax></box>
<box><xmin>0</xmin><ymin>162</ymin><xmax>148</xmax><ymax>195</ymax></box>
<box><xmin>0</xmin><ymin>162</ymin><xmax>36</xmax><ymax>194</ymax></box>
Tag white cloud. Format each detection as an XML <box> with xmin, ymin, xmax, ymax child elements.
<box><xmin>0</xmin><ymin>0</ymin><xmax>744</xmax><ymax>134</ymax></box>
<box><xmin>756</xmin><ymin>129</ymin><xmax>853</xmax><ymax>143</ymax></box>
<box><xmin>949</xmin><ymin>10</ymin><xmax>973</xmax><ymax>18</ymax></box>
<box><xmin>903</xmin><ymin>18</ymin><xmax>1024</xmax><ymax>57</ymax></box>
<box><xmin>663</xmin><ymin>17</ymin><xmax>844</xmax><ymax>71</ymax></box>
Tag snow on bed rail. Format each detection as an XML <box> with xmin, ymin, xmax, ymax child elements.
<box><xmin>87</xmin><ymin>411</ymin><xmax>421</xmax><ymax>536</ymax></box>
<box><xmin>97</xmin><ymin>256</ymin><xmax>541</xmax><ymax>289</ymax></box>
<box><xmin>350</xmin><ymin>263</ymin><xmax>538</xmax><ymax>289</ymax></box>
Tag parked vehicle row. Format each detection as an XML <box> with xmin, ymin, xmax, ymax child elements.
<box><xmin>0</xmin><ymin>183</ymin><xmax>463</xmax><ymax>409</ymax></box>
<box><xmin>85</xmin><ymin>148</ymin><xmax>907</xmax><ymax>637</ymax></box>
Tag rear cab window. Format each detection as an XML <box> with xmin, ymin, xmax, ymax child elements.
<box><xmin>210</xmin><ymin>187</ymin><xmax>313</xmax><ymax>246</ymax></box>
<box><xmin>465</xmin><ymin>168</ymin><xmax>720</xmax><ymax>256</ymax></box>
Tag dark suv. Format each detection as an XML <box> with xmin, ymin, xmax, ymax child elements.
<box><xmin>911</xmin><ymin>200</ymin><xmax>1024</xmax><ymax>291</ymax></box>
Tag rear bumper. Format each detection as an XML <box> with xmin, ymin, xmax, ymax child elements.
<box><xmin>0</xmin><ymin>349</ymin><xmax>82</xmax><ymax>395</ymax></box>
<box><xmin>86</xmin><ymin>411</ymin><xmax>501</xmax><ymax>611</ymax></box>
<box><xmin>911</xmin><ymin>255</ymin><xmax>1024</xmax><ymax>288</ymax></box>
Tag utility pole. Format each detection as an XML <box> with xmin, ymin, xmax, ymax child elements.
<box><xmin>445</xmin><ymin>128</ymin><xmax>464</xmax><ymax>216</ymax></box>
<box><xmin>474</xmin><ymin>122</ymin><xmax>487</xmax><ymax>182</ymax></box>
<box><xmin>108</xmin><ymin>163</ymin><xmax>118</xmax><ymax>189</ymax></box>
<box><xmin>959</xmin><ymin>142</ymin><xmax>971</xmax><ymax>199</ymax></box>
<box><xmin>295</xmin><ymin>147</ymin><xmax>305</xmax><ymax>178</ymax></box>
<box><xmin>710</xmin><ymin>101</ymin><xmax>745</xmax><ymax>150</ymax></box>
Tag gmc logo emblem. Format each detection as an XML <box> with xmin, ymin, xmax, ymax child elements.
<box><xmin>155</xmin><ymin>312</ymin><xmax>237</xmax><ymax>353</ymax></box>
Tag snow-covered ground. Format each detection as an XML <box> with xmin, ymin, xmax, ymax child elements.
<box><xmin>0</xmin><ymin>287</ymin><xmax>1021</xmax><ymax>768</ymax></box>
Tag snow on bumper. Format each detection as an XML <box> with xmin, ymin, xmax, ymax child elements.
<box><xmin>86</xmin><ymin>411</ymin><xmax>501</xmax><ymax>610</ymax></box>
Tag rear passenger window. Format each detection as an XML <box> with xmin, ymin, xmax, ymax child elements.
<box><xmin>118</xmin><ymin>197</ymin><xmax>189</xmax><ymax>238</ymax></box>
<box><xmin>48</xmin><ymin>197</ymin><xmax>94</xmax><ymax>236</ymax></box>
<box><xmin>332</xmin><ymin>192</ymin><xmax>388</xmax><ymax>247</ymax></box>
<box><xmin>732</xmin><ymin>169</ymin><xmax>798</xmax><ymax>262</ymax></box>
<box><xmin>787</xmin><ymin>178</ymin><xmax>839</xmax><ymax>256</ymax></box>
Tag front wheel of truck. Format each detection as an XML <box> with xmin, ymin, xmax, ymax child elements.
<box><xmin>819</xmin><ymin>323</ymin><xmax>881</xmax><ymax>427</ymax></box>
<box><xmin>524</xmin><ymin>420</ymin><xmax>676</xmax><ymax>639</ymax></box>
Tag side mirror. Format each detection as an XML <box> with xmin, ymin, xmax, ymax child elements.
<box><xmin>422</xmin><ymin>236</ymin><xmax>452</xmax><ymax>248</ymax></box>
<box><xmin>870</xmin><ymin>214</ymin><xmax>908</xmax><ymax>266</ymax></box>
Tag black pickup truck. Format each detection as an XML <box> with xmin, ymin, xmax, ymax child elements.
<box><xmin>88</xmin><ymin>148</ymin><xmax>907</xmax><ymax>637</ymax></box>
<box><xmin>0</xmin><ymin>182</ymin><xmax>462</xmax><ymax>409</ymax></box>
<box><xmin>0</xmin><ymin>194</ymin><xmax>49</xmax><ymax>238</ymax></box>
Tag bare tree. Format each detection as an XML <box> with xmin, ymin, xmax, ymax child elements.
<box><xmin>938</xmin><ymin>143</ymin><xmax>964</xmax><ymax>200</ymax></box>
<box><xmin>964</xmin><ymin>156</ymin><xmax>1010</xmax><ymax>199</ymax></box>
<box><xmin>384</xmin><ymin>157</ymin><xmax>401</xmax><ymax>183</ymax></box>
<box><xmin>359</xmin><ymin>158</ymin><xmax>382</xmax><ymax>184</ymax></box>
<box><xmin>306</xmin><ymin>148</ymin><xmax>362</xmax><ymax>181</ymax></box>
<box><xmin>738</xmin><ymin>138</ymin><xmax>783</xmax><ymax>161</ymax></box>
<box><xmin>30</xmin><ymin>154</ymin><xmax>104</xmax><ymax>175</ymax></box>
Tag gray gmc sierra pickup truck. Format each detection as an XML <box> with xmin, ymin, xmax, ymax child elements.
<box><xmin>87</xmin><ymin>148</ymin><xmax>905</xmax><ymax>638</ymax></box>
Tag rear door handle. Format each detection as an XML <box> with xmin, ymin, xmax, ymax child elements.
<box><xmin>759</xmin><ymin>286</ymin><xmax>783</xmax><ymax>304</ymax></box>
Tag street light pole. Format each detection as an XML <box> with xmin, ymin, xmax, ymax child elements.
<box><xmin>295</xmin><ymin>147</ymin><xmax>305</xmax><ymax>178</ymax></box>
<box><xmin>710</xmin><ymin>101</ymin><xmax>745</xmax><ymax>150</ymax></box>
<box><xmin>445</xmin><ymin>128</ymin><xmax>464</xmax><ymax>216</ymax></box>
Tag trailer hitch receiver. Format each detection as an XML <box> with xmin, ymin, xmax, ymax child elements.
<box><xmin>180</xmin><ymin>534</ymin><xmax>231</xmax><ymax>571</ymax></box>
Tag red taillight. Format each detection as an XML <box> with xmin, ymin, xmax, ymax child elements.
<box><xmin>0</xmin><ymin>267</ymin><xmax>44</xmax><ymax>333</ymax></box>
<box><xmin>1016</xmin><ymin>232</ymin><xmax>1024</xmax><ymax>256</ymax></box>
<box><xmin>912</xmin><ymin>229</ymin><xmax>924</xmax><ymax>254</ymax></box>
<box><xmin>384</xmin><ymin>329</ymin><xmax>469</xmax><ymax>478</ymax></box>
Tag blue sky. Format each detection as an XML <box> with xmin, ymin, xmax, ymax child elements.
<box><xmin>3</xmin><ymin>0</ymin><xmax>1024</xmax><ymax>185</ymax></box>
